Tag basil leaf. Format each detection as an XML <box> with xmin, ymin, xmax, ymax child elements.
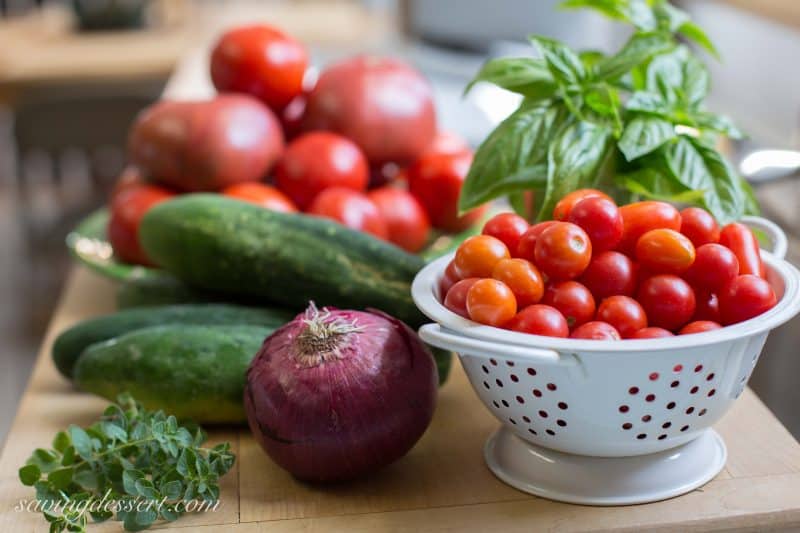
<box><xmin>618</xmin><ymin>116</ymin><xmax>676</xmax><ymax>161</ymax></box>
<box><xmin>647</xmin><ymin>46</ymin><xmax>708</xmax><ymax>106</ymax></box>
<box><xmin>616</xmin><ymin>168</ymin><xmax>706</xmax><ymax>203</ymax></box>
<box><xmin>584</xmin><ymin>85</ymin><xmax>622</xmax><ymax>135</ymax></box>
<box><xmin>19</xmin><ymin>464</ymin><xmax>41</xmax><ymax>486</ymax></box>
<box><xmin>679</xmin><ymin>21</ymin><xmax>719</xmax><ymax>58</ymax></box>
<box><xmin>464</xmin><ymin>57</ymin><xmax>557</xmax><ymax>101</ymax></box>
<box><xmin>579</xmin><ymin>50</ymin><xmax>606</xmax><ymax>69</ymax></box>
<box><xmin>653</xmin><ymin>2</ymin><xmax>690</xmax><ymax>32</ymax></box>
<box><xmin>626</xmin><ymin>91</ymin><xmax>670</xmax><ymax>116</ymax></box>
<box><xmin>692</xmin><ymin>111</ymin><xmax>745</xmax><ymax>140</ymax></box>
<box><xmin>530</xmin><ymin>36</ymin><xmax>586</xmax><ymax>85</ymax></box>
<box><xmin>460</xmin><ymin>103</ymin><xmax>565</xmax><ymax>211</ymax></box>
<box><xmin>538</xmin><ymin>119</ymin><xmax>614</xmax><ymax>220</ymax></box>
<box><xmin>595</xmin><ymin>32</ymin><xmax>674</xmax><ymax>81</ymax></box>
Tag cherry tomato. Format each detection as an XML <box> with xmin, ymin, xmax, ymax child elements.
<box><xmin>534</xmin><ymin>222</ymin><xmax>592</xmax><ymax>280</ymax></box>
<box><xmin>222</xmin><ymin>182</ymin><xmax>298</xmax><ymax>213</ymax></box>
<box><xmin>680</xmin><ymin>207</ymin><xmax>720</xmax><ymax>247</ymax></box>
<box><xmin>210</xmin><ymin>25</ymin><xmax>308</xmax><ymax>112</ymax></box>
<box><xmin>578</xmin><ymin>251</ymin><xmax>636</xmax><ymax>300</ymax></box>
<box><xmin>368</xmin><ymin>187</ymin><xmax>430</xmax><ymax>253</ymax></box>
<box><xmin>482</xmin><ymin>213</ymin><xmax>529</xmax><ymax>256</ymax></box>
<box><xmin>439</xmin><ymin>260</ymin><xmax>461</xmax><ymax>298</ymax></box>
<box><xmin>491</xmin><ymin>258</ymin><xmax>544</xmax><ymax>308</ymax></box>
<box><xmin>570</xmin><ymin>321</ymin><xmax>621</xmax><ymax>340</ymax></box>
<box><xmin>637</xmin><ymin>275</ymin><xmax>696</xmax><ymax>331</ymax></box>
<box><xmin>516</xmin><ymin>221</ymin><xmax>558</xmax><ymax>262</ymax></box>
<box><xmin>454</xmin><ymin>235</ymin><xmax>510</xmax><ymax>279</ymax></box>
<box><xmin>683</xmin><ymin>244</ymin><xmax>739</xmax><ymax>291</ymax></box>
<box><xmin>718</xmin><ymin>274</ymin><xmax>777</xmax><ymax>325</ymax></box>
<box><xmin>719</xmin><ymin>223</ymin><xmax>765</xmax><ymax>278</ymax></box>
<box><xmin>506</xmin><ymin>305</ymin><xmax>569</xmax><ymax>337</ymax></box>
<box><xmin>568</xmin><ymin>196</ymin><xmax>623</xmax><ymax>252</ymax></box>
<box><xmin>679</xmin><ymin>321</ymin><xmax>722</xmax><ymax>335</ymax></box>
<box><xmin>281</xmin><ymin>93</ymin><xmax>308</xmax><ymax>141</ymax></box>
<box><xmin>635</xmin><ymin>229</ymin><xmax>696</xmax><ymax>275</ymax></box>
<box><xmin>618</xmin><ymin>201</ymin><xmax>682</xmax><ymax>253</ymax></box>
<box><xmin>407</xmin><ymin>150</ymin><xmax>487</xmax><ymax>232</ymax></box>
<box><xmin>424</xmin><ymin>130</ymin><xmax>470</xmax><ymax>156</ymax></box>
<box><xmin>275</xmin><ymin>132</ymin><xmax>369</xmax><ymax>210</ymax></box>
<box><xmin>444</xmin><ymin>278</ymin><xmax>479</xmax><ymax>318</ymax></box>
<box><xmin>110</xmin><ymin>166</ymin><xmax>146</xmax><ymax>201</ymax></box>
<box><xmin>307</xmin><ymin>187</ymin><xmax>388</xmax><ymax>239</ymax></box>
<box><xmin>466</xmin><ymin>279</ymin><xmax>518</xmax><ymax>327</ymax></box>
<box><xmin>542</xmin><ymin>281</ymin><xmax>596</xmax><ymax>329</ymax></box>
<box><xmin>552</xmin><ymin>189</ymin><xmax>612</xmax><ymax>221</ymax></box>
<box><xmin>693</xmin><ymin>291</ymin><xmax>721</xmax><ymax>322</ymax></box>
<box><xmin>108</xmin><ymin>184</ymin><xmax>175</xmax><ymax>266</ymax></box>
<box><xmin>596</xmin><ymin>296</ymin><xmax>648</xmax><ymax>338</ymax></box>
<box><xmin>630</xmin><ymin>327</ymin><xmax>674</xmax><ymax>339</ymax></box>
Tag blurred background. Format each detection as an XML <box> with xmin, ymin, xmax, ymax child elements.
<box><xmin>1</xmin><ymin>0</ymin><xmax>799</xmax><ymax>443</ymax></box>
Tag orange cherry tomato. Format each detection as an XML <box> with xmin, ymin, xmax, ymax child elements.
<box><xmin>719</xmin><ymin>222</ymin><xmax>765</xmax><ymax>278</ymax></box>
<box><xmin>454</xmin><ymin>235</ymin><xmax>510</xmax><ymax>278</ymax></box>
<box><xmin>466</xmin><ymin>279</ymin><xmax>517</xmax><ymax>327</ymax></box>
<box><xmin>618</xmin><ymin>201</ymin><xmax>681</xmax><ymax>254</ymax></box>
<box><xmin>635</xmin><ymin>229</ymin><xmax>696</xmax><ymax>275</ymax></box>
<box><xmin>552</xmin><ymin>189</ymin><xmax>612</xmax><ymax>221</ymax></box>
<box><xmin>679</xmin><ymin>321</ymin><xmax>722</xmax><ymax>335</ymax></box>
<box><xmin>491</xmin><ymin>258</ymin><xmax>544</xmax><ymax>308</ymax></box>
<box><xmin>534</xmin><ymin>222</ymin><xmax>592</xmax><ymax>280</ymax></box>
<box><xmin>222</xmin><ymin>182</ymin><xmax>298</xmax><ymax>213</ymax></box>
<box><xmin>444</xmin><ymin>278</ymin><xmax>479</xmax><ymax>318</ymax></box>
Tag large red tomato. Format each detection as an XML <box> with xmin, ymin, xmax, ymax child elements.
<box><xmin>275</xmin><ymin>132</ymin><xmax>369</xmax><ymax>210</ymax></box>
<box><xmin>210</xmin><ymin>25</ymin><xmax>308</xmax><ymax>112</ymax></box>
<box><xmin>307</xmin><ymin>187</ymin><xmax>388</xmax><ymax>239</ymax></box>
<box><xmin>108</xmin><ymin>184</ymin><xmax>175</xmax><ymax>266</ymax></box>
<box><xmin>407</xmin><ymin>150</ymin><xmax>486</xmax><ymax>232</ymax></box>
<box><xmin>367</xmin><ymin>186</ymin><xmax>431</xmax><ymax>252</ymax></box>
<box><xmin>302</xmin><ymin>56</ymin><xmax>436</xmax><ymax>165</ymax></box>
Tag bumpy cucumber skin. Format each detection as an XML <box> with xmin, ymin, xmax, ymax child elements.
<box><xmin>74</xmin><ymin>325</ymin><xmax>271</xmax><ymax>423</ymax></box>
<box><xmin>53</xmin><ymin>304</ymin><xmax>292</xmax><ymax>379</ymax></box>
<box><xmin>139</xmin><ymin>195</ymin><xmax>427</xmax><ymax>328</ymax></box>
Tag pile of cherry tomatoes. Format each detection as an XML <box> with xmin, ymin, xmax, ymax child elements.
<box><xmin>440</xmin><ymin>189</ymin><xmax>778</xmax><ymax>340</ymax></box>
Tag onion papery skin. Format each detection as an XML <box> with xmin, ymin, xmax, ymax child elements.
<box><xmin>244</xmin><ymin>306</ymin><xmax>438</xmax><ymax>482</ymax></box>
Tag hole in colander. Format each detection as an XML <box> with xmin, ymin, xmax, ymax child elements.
<box><xmin>707</xmin><ymin>373</ymin><xmax>715</xmax><ymax>381</ymax></box>
<box><xmin>619</xmin><ymin>405</ymin><xmax>630</xmax><ymax>413</ymax></box>
<box><xmin>642</xmin><ymin>415</ymin><xmax>651</xmax><ymax>422</ymax></box>
<box><xmin>686</xmin><ymin>406</ymin><xmax>695</xmax><ymax>414</ymax></box>
<box><xmin>482</xmin><ymin>365</ymin><xmax>489</xmax><ymax>374</ymax></box>
<box><xmin>516</xmin><ymin>395</ymin><xmax>525</xmax><ymax>404</ymax></box>
<box><xmin>708</xmin><ymin>389</ymin><xmax>716</xmax><ymax>397</ymax></box>
<box><xmin>629</xmin><ymin>386</ymin><xmax>639</xmax><ymax>395</ymax></box>
<box><xmin>637</xmin><ymin>434</ymin><xmax>647</xmax><ymax>440</ymax></box>
<box><xmin>501</xmin><ymin>400</ymin><xmax>509</xmax><ymax>407</ymax></box>
<box><xmin>690</xmin><ymin>386</ymin><xmax>699</xmax><ymax>394</ymax></box>
<box><xmin>523</xmin><ymin>415</ymin><xmax>531</xmax><ymax>423</ymax></box>
<box><xmin>622</xmin><ymin>422</ymin><xmax>633</xmax><ymax>430</ymax></box>
<box><xmin>662</xmin><ymin>422</ymin><xmax>672</xmax><ymax>429</ymax></box>
<box><xmin>527</xmin><ymin>368</ymin><xmax>537</xmax><ymax>376</ymax></box>
<box><xmin>490</xmin><ymin>359</ymin><xmax>498</xmax><ymax>366</ymax></box>
<box><xmin>557</xmin><ymin>419</ymin><xmax>567</xmax><ymax>427</ymax></box>
<box><xmin>671</xmin><ymin>380</ymin><xmax>680</xmax><ymax>388</ymax></box>
<box><xmin>666</xmin><ymin>401</ymin><xmax>676</xmax><ymax>409</ymax></box>
<box><xmin>493</xmin><ymin>401</ymin><xmax>500</xmax><ymax>408</ymax></box>
<box><xmin>547</xmin><ymin>383</ymin><xmax>557</xmax><ymax>391</ymax></box>
<box><xmin>496</xmin><ymin>379</ymin><xmax>504</xmax><ymax>387</ymax></box>
<box><xmin>558</xmin><ymin>402</ymin><xmax>568</xmax><ymax>410</ymax></box>
<box><xmin>507</xmin><ymin>361</ymin><xmax>515</xmax><ymax>367</ymax></box>
<box><xmin>546</xmin><ymin>429</ymin><xmax>555</xmax><ymax>436</ymax></box>
<box><xmin>528</xmin><ymin>428</ymin><xmax>538</xmax><ymax>435</ymax></box>
<box><xmin>510</xmin><ymin>374</ymin><xmax>519</xmax><ymax>382</ymax></box>
<box><xmin>681</xmin><ymin>425</ymin><xmax>690</xmax><ymax>432</ymax></box>
<box><xmin>694</xmin><ymin>364</ymin><xmax>703</xmax><ymax>372</ymax></box>
<box><xmin>539</xmin><ymin>410</ymin><xmax>549</xmax><ymax>418</ymax></box>
<box><xmin>658</xmin><ymin>434</ymin><xmax>667</xmax><ymax>440</ymax></box>
<box><xmin>533</xmin><ymin>389</ymin><xmax>542</xmax><ymax>398</ymax></box>
<box><xmin>699</xmin><ymin>408</ymin><xmax>707</xmax><ymax>416</ymax></box>
<box><xmin>509</xmin><ymin>418</ymin><xmax>517</xmax><ymax>425</ymax></box>
<box><xmin>674</xmin><ymin>364</ymin><xmax>683</xmax><ymax>372</ymax></box>
<box><xmin>483</xmin><ymin>381</ymin><xmax>490</xmax><ymax>390</ymax></box>
<box><xmin>646</xmin><ymin>394</ymin><xmax>656</xmax><ymax>402</ymax></box>
<box><xmin>649</xmin><ymin>372</ymin><xmax>659</xmax><ymax>381</ymax></box>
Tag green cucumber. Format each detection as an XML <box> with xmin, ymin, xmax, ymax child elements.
<box><xmin>139</xmin><ymin>194</ymin><xmax>427</xmax><ymax>328</ymax></box>
<box><xmin>52</xmin><ymin>304</ymin><xmax>292</xmax><ymax>379</ymax></box>
<box><xmin>74</xmin><ymin>325</ymin><xmax>270</xmax><ymax>423</ymax></box>
<box><xmin>116</xmin><ymin>273</ymin><xmax>224</xmax><ymax>308</ymax></box>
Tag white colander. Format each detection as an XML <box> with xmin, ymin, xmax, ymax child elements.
<box><xmin>413</xmin><ymin>216</ymin><xmax>800</xmax><ymax>505</ymax></box>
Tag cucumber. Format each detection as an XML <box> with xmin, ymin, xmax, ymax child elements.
<box><xmin>139</xmin><ymin>194</ymin><xmax>427</xmax><ymax>328</ymax></box>
<box><xmin>74</xmin><ymin>325</ymin><xmax>270</xmax><ymax>423</ymax></box>
<box><xmin>53</xmin><ymin>304</ymin><xmax>292</xmax><ymax>379</ymax></box>
<box><xmin>116</xmin><ymin>274</ymin><xmax>224</xmax><ymax>308</ymax></box>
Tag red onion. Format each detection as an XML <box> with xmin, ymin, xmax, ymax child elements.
<box><xmin>244</xmin><ymin>303</ymin><xmax>438</xmax><ymax>482</ymax></box>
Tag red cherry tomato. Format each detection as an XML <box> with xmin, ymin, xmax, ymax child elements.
<box><xmin>466</xmin><ymin>279</ymin><xmax>517</xmax><ymax>327</ymax></box>
<box><xmin>444</xmin><ymin>278</ymin><xmax>479</xmax><ymax>318</ymax></box>
<box><xmin>679</xmin><ymin>321</ymin><xmax>722</xmax><ymax>335</ymax></box>
<box><xmin>578</xmin><ymin>251</ymin><xmax>636</xmax><ymax>300</ymax></box>
<box><xmin>630</xmin><ymin>327</ymin><xmax>675</xmax><ymax>339</ymax></box>
<box><xmin>210</xmin><ymin>25</ymin><xmax>308</xmax><ymax>112</ymax></box>
<box><xmin>275</xmin><ymin>132</ymin><xmax>369</xmax><ymax>210</ymax></box>
<box><xmin>693</xmin><ymin>291</ymin><xmax>721</xmax><ymax>322</ymax></box>
<box><xmin>281</xmin><ymin>93</ymin><xmax>308</xmax><ymax>141</ymax></box>
<box><xmin>718</xmin><ymin>274</ymin><xmax>777</xmax><ymax>325</ymax></box>
<box><xmin>635</xmin><ymin>229</ymin><xmax>696</xmax><ymax>275</ymax></box>
<box><xmin>683</xmin><ymin>244</ymin><xmax>739</xmax><ymax>291</ymax></box>
<box><xmin>618</xmin><ymin>201</ymin><xmax>682</xmax><ymax>253</ymax></box>
<box><xmin>534</xmin><ymin>222</ymin><xmax>592</xmax><ymax>280</ymax></box>
<box><xmin>222</xmin><ymin>182</ymin><xmax>298</xmax><ymax>213</ymax></box>
<box><xmin>482</xmin><ymin>213</ymin><xmax>529</xmax><ymax>256</ymax></box>
<box><xmin>506</xmin><ymin>305</ymin><xmax>569</xmax><ymax>338</ymax></box>
<box><xmin>454</xmin><ymin>235</ymin><xmax>510</xmax><ymax>279</ymax></box>
<box><xmin>541</xmin><ymin>281</ymin><xmax>596</xmax><ymax>329</ymax></box>
<box><xmin>407</xmin><ymin>150</ymin><xmax>487</xmax><ymax>232</ymax></box>
<box><xmin>367</xmin><ymin>187</ymin><xmax>430</xmax><ymax>253</ymax></box>
<box><xmin>568</xmin><ymin>196</ymin><xmax>623</xmax><ymax>252</ymax></box>
<box><xmin>570</xmin><ymin>321</ymin><xmax>621</xmax><ymax>340</ymax></box>
<box><xmin>439</xmin><ymin>260</ymin><xmax>461</xmax><ymax>298</ymax></box>
<box><xmin>307</xmin><ymin>187</ymin><xmax>388</xmax><ymax>239</ymax></box>
<box><xmin>719</xmin><ymin>223</ymin><xmax>765</xmax><ymax>278</ymax></box>
<box><xmin>108</xmin><ymin>184</ymin><xmax>175</xmax><ymax>266</ymax></box>
<box><xmin>491</xmin><ymin>258</ymin><xmax>544</xmax><ymax>308</ymax></box>
<box><xmin>637</xmin><ymin>275</ymin><xmax>696</xmax><ymax>331</ymax></box>
<box><xmin>110</xmin><ymin>166</ymin><xmax>146</xmax><ymax>201</ymax></box>
<box><xmin>680</xmin><ymin>207</ymin><xmax>720</xmax><ymax>247</ymax></box>
<box><xmin>552</xmin><ymin>189</ymin><xmax>612</xmax><ymax>221</ymax></box>
<box><xmin>516</xmin><ymin>221</ymin><xmax>558</xmax><ymax>262</ymax></box>
<box><xmin>596</xmin><ymin>296</ymin><xmax>648</xmax><ymax>338</ymax></box>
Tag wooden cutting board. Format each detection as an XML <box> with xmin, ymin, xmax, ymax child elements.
<box><xmin>0</xmin><ymin>266</ymin><xmax>799</xmax><ymax>532</ymax></box>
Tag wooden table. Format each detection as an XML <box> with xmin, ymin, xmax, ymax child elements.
<box><xmin>0</xmin><ymin>267</ymin><xmax>799</xmax><ymax>532</ymax></box>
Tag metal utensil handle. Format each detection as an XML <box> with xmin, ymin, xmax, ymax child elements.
<box><xmin>742</xmin><ymin>215</ymin><xmax>788</xmax><ymax>260</ymax></box>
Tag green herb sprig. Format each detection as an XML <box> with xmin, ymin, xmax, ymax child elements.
<box><xmin>18</xmin><ymin>394</ymin><xmax>235</xmax><ymax>532</ymax></box>
<box><xmin>461</xmin><ymin>0</ymin><xmax>758</xmax><ymax>223</ymax></box>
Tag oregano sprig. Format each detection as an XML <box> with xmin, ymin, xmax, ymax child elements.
<box><xmin>19</xmin><ymin>394</ymin><xmax>235</xmax><ymax>532</ymax></box>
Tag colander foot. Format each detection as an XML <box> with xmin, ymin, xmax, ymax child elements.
<box><xmin>484</xmin><ymin>427</ymin><xmax>727</xmax><ymax>506</ymax></box>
